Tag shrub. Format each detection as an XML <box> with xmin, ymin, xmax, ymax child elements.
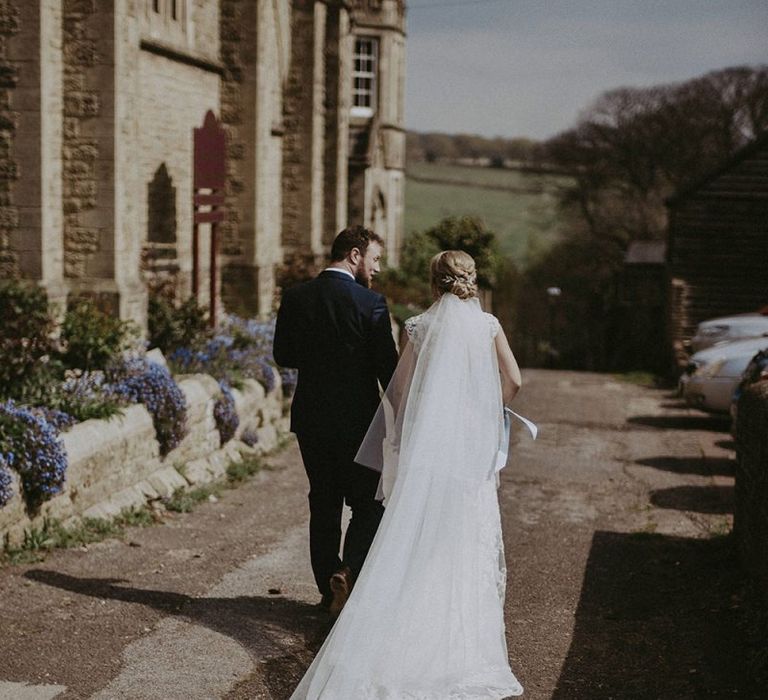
<box><xmin>224</xmin><ymin>315</ymin><xmax>292</xmax><ymax>395</ymax></box>
<box><xmin>169</xmin><ymin>317</ymin><xmax>279</xmax><ymax>395</ymax></box>
<box><xmin>109</xmin><ymin>359</ymin><xmax>188</xmax><ymax>456</ymax></box>
<box><xmin>0</xmin><ymin>280</ymin><xmax>59</xmax><ymax>403</ymax></box>
<box><xmin>27</xmin><ymin>407</ymin><xmax>76</xmax><ymax>431</ymax></box>
<box><xmin>53</xmin><ymin>371</ymin><xmax>127</xmax><ymax>423</ymax></box>
<box><xmin>213</xmin><ymin>380</ymin><xmax>239</xmax><ymax>446</ymax></box>
<box><xmin>148</xmin><ymin>293</ymin><xmax>211</xmax><ymax>355</ymax></box>
<box><xmin>0</xmin><ymin>400</ymin><xmax>68</xmax><ymax>515</ymax></box>
<box><xmin>59</xmin><ymin>299</ymin><xmax>136</xmax><ymax>372</ymax></box>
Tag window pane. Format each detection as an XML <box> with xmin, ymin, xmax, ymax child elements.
<box><xmin>352</xmin><ymin>36</ymin><xmax>377</xmax><ymax>114</ymax></box>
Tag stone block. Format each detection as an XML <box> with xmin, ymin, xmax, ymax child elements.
<box><xmin>146</xmin><ymin>466</ymin><xmax>188</xmax><ymax>498</ymax></box>
<box><xmin>108</xmin><ymin>485</ymin><xmax>147</xmax><ymax>513</ymax></box>
<box><xmin>180</xmin><ymin>458</ymin><xmax>210</xmax><ymax>486</ymax></box>
<box><xmin>82</xmin><ymin>500</ymin><xmax>121</xmax><ymax>521</ymax></box>
<box><xmin>146</xmin><ymin>347</ymin><xmax>168</xmax><ymax>368</ymax></box>
<box><xmin>134</xmin><ymin>480</ymin><xmax>159</xmax><ymax>500</ymax></box>
<box><xmin>63</xmin><ymin>404</ymin><xmax>155</xmax><ymax>465</ymax></box>
<box><xmin>38</xmin><ymin>492</ymin><xmax>75</xmax><ymax>522</ymax></box>
<box><xmin>223</xmin><ymin>440</ymin><xmax>244</xmax><ymax>464</ymax></box>
<box><xmin>206</xmin><ymin>450</ymin><xmax>229</xmax><ymax>479</ymax></box>
<box><xmin>257</xmin><ymin>423</ymin><xmax>278</xmax><ymax>453</ymax></box>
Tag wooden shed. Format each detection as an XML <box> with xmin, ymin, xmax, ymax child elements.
<box><xmin>667</xmin><ymin>131</ymin><xmax>768</xmax><ymax>365</ymax></box>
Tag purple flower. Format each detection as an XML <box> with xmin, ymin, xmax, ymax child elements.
<box><xmin>213</xmin><ymin>380</ymin><xmax>239</xmax><ymax>446</ymax></box>
<box><xmin>0</xmin><ymin>457</ymin><xmax>13</xmax><ymax>507</ymax></box>
<box><xmin>0</xmin><ymin>400</ymin><xmax>68</xmax><ymax>514</ymax></box>
<box><xmin>108</xmin><ymin>359</ymin><xmax>188</xmax><ymax>456</ymax></box>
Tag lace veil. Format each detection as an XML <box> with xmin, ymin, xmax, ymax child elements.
<box><xmin>356</xmin><ymin>292</ymin><xmax>503</xmax><ymax>502</ymax></box>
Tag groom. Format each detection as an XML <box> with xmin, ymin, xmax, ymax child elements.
<box><xmin>273</xmin><ymin>226</ymin><xmax>398</xmax><ymax>615</ymax></box>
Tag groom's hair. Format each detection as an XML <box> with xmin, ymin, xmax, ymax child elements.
<box><xmin>330</xmin><ymin>226</ymin><xmax>384</xmax><ymax>261</ymax></box>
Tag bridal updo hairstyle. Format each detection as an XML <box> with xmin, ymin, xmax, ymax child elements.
<box><xmin>430</xmin><ymin>250</ymin><xmax>478</xmax><ymax>300</ymax></box>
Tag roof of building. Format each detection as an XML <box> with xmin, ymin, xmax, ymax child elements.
<box><xmin>667</xmin><ymin>130</ymin><xmax>768</xmax><ymax>206</ymax></box>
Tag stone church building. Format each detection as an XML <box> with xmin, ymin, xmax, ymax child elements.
<box><xmin>0</xmin><ymin>0</ymin><xmax>406</xmax><ymax>324</ymax></box>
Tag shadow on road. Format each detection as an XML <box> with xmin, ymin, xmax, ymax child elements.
<box><xmin>627</xmin><ymin>414</ymin><xmax>731</xmax><ymax>431</ymax></box>
<box><xmin>715</xmin><ymin>439</ymin><xmax>736</xmax><ymax>451</ymax></box>
<box><xmin>24</xmin><ymin>569</ymin><xmax>325</xmax><ymax>694</ymax></box>
<box><xmin>649</xmin><ymin>485</ymin><xmax>734</xmax><ymax>514</ymax></box>
<box><xmin>553</xmin><ymin>531</ymin><xmax>758</xmax><ymax>698</ymax></box>
<box><xmin>635</xmin><ymin>456</ymin><xmax>734</xmax><ymax>477</ymax></box>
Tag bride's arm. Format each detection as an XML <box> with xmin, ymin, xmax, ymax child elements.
<box><xmin>494</xmin><ymin>328</ymin><xmax>522</xmax><ymax>404</ymax></box>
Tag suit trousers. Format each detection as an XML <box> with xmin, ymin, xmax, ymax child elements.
<box><xmin>296</xmin><ymin>432</ymin><xmax>384</xmax><ymax>597</ymax></box>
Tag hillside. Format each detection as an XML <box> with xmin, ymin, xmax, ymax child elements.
<box><xmin>404</xmin><ymin>162</ymin><xmax>570</xmax><ymax>266</ymax></box>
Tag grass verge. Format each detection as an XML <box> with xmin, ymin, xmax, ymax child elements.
<box><xmin>2</xmin><ymin>454</ymin><xmax>265</xmax><ymax>566</ymax></box>
<box><xmin>1</xmin><ymin>507</ymin><xmax>156</xmax><ymax>566</ymax></box>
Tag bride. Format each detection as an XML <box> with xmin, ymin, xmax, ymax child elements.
<box><xmin>291</xmin><ymin>250</ymin><xmax>525</xmax><ymax>699</ymax></box>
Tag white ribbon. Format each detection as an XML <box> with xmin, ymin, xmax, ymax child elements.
<box><xmin>494</xmin><ymin>407</ymin><xmax>538</xmax><ymax>473</ymax></box>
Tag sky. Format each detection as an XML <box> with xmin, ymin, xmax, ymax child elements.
<box><xmin>404</xmin><ymin>0</ymin><xmax>768</xmax><ymax>140</ymax></box>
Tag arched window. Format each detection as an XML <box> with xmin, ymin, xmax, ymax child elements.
<box><xmin>144</xmin><ymin>163</ymin><xmax>179</xmax><ymax>282</ymax></box>
<box><xmin>148</xmin><ymin>163</ymin><xmax>176</xmax><ymax>245</ymax></box>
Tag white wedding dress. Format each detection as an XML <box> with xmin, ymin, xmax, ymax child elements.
<box><xmin>291</xmin><ymin>293</ymin><xmax>524</xmax><ymax>699</ymax></box>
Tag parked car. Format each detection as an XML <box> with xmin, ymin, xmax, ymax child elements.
<box><xmin>730</xmin><ymin>348</ymin><xmax>768</xmax><ymax>433</ymax></box>
<box><xmin>680</xmin><ymin>337</ymin><xmax>768</xmax><ymax>413</ymax></box>
<box><xmin>690</xmin><ymin>312</ymin><xmax>768</xmax><ymax>353</ymax></box>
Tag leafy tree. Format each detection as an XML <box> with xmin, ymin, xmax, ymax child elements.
<box><xmin>515</xmin><ymin>65</ymin><xmax>768</xmax><ymax>371</ymax></box>
<box><xmin>377</xmin><ymin>216</ymin><xmax>502</xmax><ymax>315</ymax></box>
<box><xmin>406</xmin><ymin>131</ymin><xmax>539</xmax><ymax>164</ymax></box>
<box><xmin>544</xmin><ymin>65</ymin><xmax>768</xmax><ymax>244</ymax></box>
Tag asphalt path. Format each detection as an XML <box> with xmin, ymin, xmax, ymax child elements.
<box><xmin>0</xmin><ymin>370</ymin><xmax>752</xmax><ymax>699</ymax></box>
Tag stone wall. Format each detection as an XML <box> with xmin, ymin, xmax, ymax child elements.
<box><xmin>0</xmin><ymin>0</ymin><xmax>20</xmax><ymax>279</ymax></box>
<box><xmin>282</xmin><ymin>0</ymin><xmax>322</xmax><ymax>257</ymax></box>
<box><xmin>0</xmin><ymin>372</ymin><xmax>289</xmax><ymax>547</ymax></box>
<box><xmin>735</xmin><ymin>381</ymin><xmax>768</xmax><ymax>607</ymax></box>
<box><xmin>220</xmin><ymin>0</ymin><xmax>290</xmax><ymax>317</ymax></box>
<box><xmin>62</xmin><ymin>0</ymin><xmax>111</xmax><ymax>285</ymax></box>
<box><xmin>2</xmin><ymin>1</ymin><xmax>65</xmax><ymax>301</ymax></box>
<box><xmin>0</xmin><ymin>0</ymin><xmax>406</xmax><ymax>316</ymax></box>
<box><xmin>135</xmin><ymin>41</ymin><xmax>221</xmax><ymax>306</ymax></box>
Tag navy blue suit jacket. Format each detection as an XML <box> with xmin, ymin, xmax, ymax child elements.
<box><xmin>273</xmin><ymin>270</ymin><xmax>399</xmax><ymax>447</ymax></box>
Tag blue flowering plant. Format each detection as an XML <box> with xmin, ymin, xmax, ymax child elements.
<box><xmin>108</xmin><ymin>358</ymin><xmax>188</xmax><ymax>456</ymax></box>
<box><xmin>169</xmin><ymin>317</ymin><xmax>276</xmax><ymax>394</ymax></box>
<box><xmin>0</xmin><ymin>455</ymin><xmax>14</xmax><ymax>508</ymax></box>
<box><xmin>0</xmin><ymin>400</ymin><xmax>68</xmax><ymax>515</ymax></box>
<box><xmin>213</xmin><ymin>380</ymin><xmax>239</xmax><ymax>446</ymax></box>
<box><xmin>50</xmin><ymin>370</ymin><xmax>128</xmax><ymax>423</ymax></box>
<box><xmin>228</xmin><ymin>316</ymin><xmax>297</xmax><ymax>396</ymax></box>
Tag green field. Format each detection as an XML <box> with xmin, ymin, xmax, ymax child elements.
<box><xmin>405</xmin><ymin>162</ymin><xmax>571</xmax><ymax>267</ymax></box>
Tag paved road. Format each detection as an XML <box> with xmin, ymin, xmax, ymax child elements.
<box><xmin>0</xmin><ymin>370</ymin><xmax>750</xmax><ymax>699</ymax></box>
